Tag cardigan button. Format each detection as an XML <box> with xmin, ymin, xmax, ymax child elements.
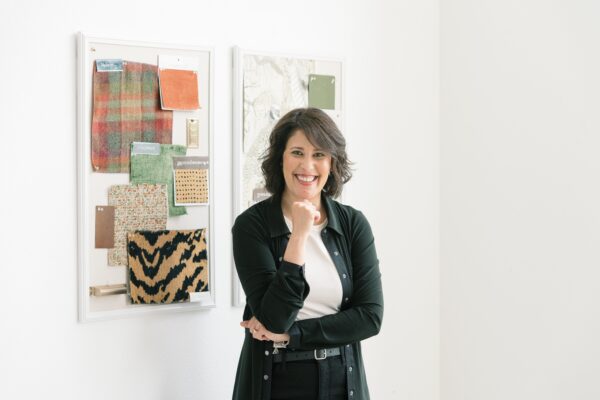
<box><xmin>346</xmin><ymin>344</ymin><xmax>350</xmax><ymax>348</ymax></box>
<box><xmin>278</xmin><ymin>256</ymin><xmax>282</xmax><ymax>262</ymax></box>
<box><xmin>350</xmin><ymin>390</ymin><xmax>354</xmax><ymax>396</ymax></box>
<box><xmin>334</xmin><ymin>251</ymin><xmax>339</xmax><ymax>256</ymax></box>
<box><xmin>348</xmin><ymin>366</ymin><xmax>353</xmax><ymax>372</ymax></box>
<box><xmin>342</xmin><ymin>274</ymin><xmax>347</xmax><ymax>279</ymax></box>
<box><xmin>323</xmin><ymin>229</ymin><xmax>327</xmax><ymax>234</ymax></box>
<box><xmin>345</xmin><ymin>297</ymin><xmax>349</xmax><ymax>302</ymax></box>
<box><xmin>265</xmin><ymin>351</ymin><xmax>269</xmax><ymax>356</ymax></box>
<box><xmin>263</xmin><ymin>375</ymin><xmax>269</xmax><ymax>380</ymax></box>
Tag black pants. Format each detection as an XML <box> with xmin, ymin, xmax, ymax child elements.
<box><xmin>270</xmin><ymin>355</ymin><xmax>347</xmax><ymax>400</ymax></box>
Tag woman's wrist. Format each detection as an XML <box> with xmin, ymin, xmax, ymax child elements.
<box><xmin>289</xmin><ymin>230</ymin><xmax>309</xmax><ymax>242</ymax></box>
<box><xmin>283</xmin><ymin>234</ymin><xmax>307</xmax><ymax>266</ymax></box>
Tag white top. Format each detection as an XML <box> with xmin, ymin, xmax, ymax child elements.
<box><xmin>284</xmin><ymin>216</ymin><xmax>343</xmax><ymax>321</ymax></box>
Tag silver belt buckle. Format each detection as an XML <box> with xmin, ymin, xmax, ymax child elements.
<box><xmin>314</xmin><ymin>349</ymin><xmax>327</xmax><ymax>360</ymax></box>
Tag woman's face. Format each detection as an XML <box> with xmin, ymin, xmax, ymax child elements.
<box><xmin>282</xmin><ymin>129</ymin><xmax>332</xmax><ymax>203</ymax></box>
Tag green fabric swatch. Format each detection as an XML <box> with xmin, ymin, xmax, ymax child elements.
<box><xmin>308</xmin><ymin>74</ymin><xmax>336</xmax><ymax>110</ymax></box>
<box><xmin>130</xmin><ymin>143</ymin><xmax>187</xmax><ymax>216</ymax></box>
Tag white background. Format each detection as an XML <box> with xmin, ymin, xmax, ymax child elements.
<box><xmin>441</xmin><ymin>1</ymin><xmax>600</xmax><ymax>399</ymax></box>
<box><xmin>0</xmin><ymin>0</ymin><xmax>438</xmax><ymax>399</ymax></box>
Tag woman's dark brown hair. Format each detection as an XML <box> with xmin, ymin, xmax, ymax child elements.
<box><xmin>261</xmin><ymin>107</ymin><xmax>352</xmax><ymax>198</ymax></box>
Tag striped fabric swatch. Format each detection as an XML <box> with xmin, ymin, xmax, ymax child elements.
<box><xmin>107</xmin><ymin>184</ymin><xmax>168</xmax><ymax>266</ymax></box>
<box><xmin>91</xmin><ymin>61</ymin><xmax>173</xmax><ymax>173</ymax></box>
<box><xmin>130</xmin><ymin>143</ymin><xmax>187</xmax><ymax>216</ymax></box>
<box><xmin>127</xmin><ymin>229</ymin><xmax>209</xmax><ymax>304</ymax></box>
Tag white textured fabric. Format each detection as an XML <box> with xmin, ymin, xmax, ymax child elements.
<box><xmin>284</xmin><ymin>217</ymin><xmax>343</xmax><ymax>320</ymax></box>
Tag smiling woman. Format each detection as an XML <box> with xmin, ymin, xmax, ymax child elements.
<box><xmin>232</xmin><ymin>108</ymin><xmax>383</xmax><ymax>400</ymax></box>
<box><xmin>261</xmin><ymin>108</ymin><xmax>352</xmax><ymax>200</ymax></box>
<box><xmin>282</xmin><ymin>132</ymin><xmax>332</xmax><ymax>220</ymax></box>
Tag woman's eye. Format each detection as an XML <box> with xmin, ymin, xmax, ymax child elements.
<box><xmin>314</xmin><ymin>152</ymin><xmax>326</xmax><ymax>158</ymax></box>
<box><xmin>291</xmin><ymin>150</ymin><xmax>303</xmax><ymax>156</ymax></box>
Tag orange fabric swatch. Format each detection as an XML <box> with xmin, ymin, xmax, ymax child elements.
<box><xmin>158</xmin><ymin>69</ymin><xmax>200</xmax><ymax>110</ymax></box>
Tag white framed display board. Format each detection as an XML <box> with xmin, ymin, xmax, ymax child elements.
<box><xmin>232</xmin><ymin>47</ymin><xmax>345</xmax><ymax>306</ymax></box>
<box><xmin>77</xmin><ymin>33</ymin><xmax>215</xmax><ymax>322</ymax></box>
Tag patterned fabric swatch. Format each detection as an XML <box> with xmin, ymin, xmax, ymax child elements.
<box><xmin>91</xmin><ymin>61</ymin><xmax>173</xmax><ymax>173</ymax></box>
<box><xmin>107</xmin><ymin>184</ymin><xmax>168</xmax><ymax>266</ymax></box>
<box><xmin>127</xmin><ymin>229</ymin><xmax>209</xmax><ymax>304</ymax></box>
<box><xmin>175</xmin><ymin>169</ymin><xmax>208</xmax><ymax>205</ymax></box>
<box><xmin>130</xmin><ymin>144</ymin><xmax>187</xmax><ymax>216</ymax></box>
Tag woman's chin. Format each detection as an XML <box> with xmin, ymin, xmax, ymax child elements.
<box><xmin>297</xmin><ymin>189</ymin><xmax>319</xmax><ymax>200</ymax></box>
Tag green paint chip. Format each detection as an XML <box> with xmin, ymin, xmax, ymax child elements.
<box><xmin>308</xmin><ymin>74</ymin><xmax>335</xmax><ymax>110</ymax></box>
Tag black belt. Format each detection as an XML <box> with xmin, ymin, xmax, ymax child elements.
<box><xmin>272</xmin><ymin>347</ymin><xmax>341</xmax><ymax>363</ymax></box>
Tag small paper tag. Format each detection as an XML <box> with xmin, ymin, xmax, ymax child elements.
<box><xmin>172</xmin><ymin>156</ymin><xmax>209</xmax><ymax>170</ymax></box>
<box><xmin>189</xmin><ymin>292</ymin><xmax>203</xmax><ymax>303</ymax></box>
<box><xmin>187</xmin><ymin>119</ymin><xmax>199</xmax><ymax>148</ymax></box>
<box><xmin>158</xmin><ymin>55</ymin><xmax>200</xmax><ymax>71</ymax></box>
<box><xmin>252</xmin><ymin>187</ymin><xmax>271</xmax><ymax>203</ymax></box>
<box><xmin>131</xmin><ymin>142</ymin><xmax>161</xmax><ymax>156</ymax></box>
<box><xmin>96</xmin><ymin>59</ymin><xmax>123</xmax><ymax>72</ymax></box>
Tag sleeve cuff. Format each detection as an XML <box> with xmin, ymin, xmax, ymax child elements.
<box><xmin>279</xmin><ymin>260</ymin><xmax>305</xmax><ymax>277</ymax></box>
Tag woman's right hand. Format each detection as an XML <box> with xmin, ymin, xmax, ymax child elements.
<box><xmin>290</xmin><ymin>200</ymin><xmax>321</xmax><ymax>238</ymax></box>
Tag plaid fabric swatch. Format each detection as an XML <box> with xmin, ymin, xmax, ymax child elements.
<box><xmin>175</xmin><ymin>169</ymin><xmax>208</xmax><ymax>205</ymax></box>
<box><xmin>130</xmin><ymin>144</ymin><xmax>187</xmax><ymax>216</ymax></box>
<box><xmin>91</xmin><ymin>61</ymin><xmax>173</xmax><ymax>173</ymax></box>
<box><xmin>107</xmin><ymin>184</ymin><xmax>168</xmax><ymax>266</ymax></box>
<box><xmin>127</xmin><ymin>229</ymin><xmax>209</xmax><ymax>304</ymax></box>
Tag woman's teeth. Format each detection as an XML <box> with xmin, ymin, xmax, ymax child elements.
<box><xmin>297</xmin><ymin>175</ymin><xmax>317</xmax><ymax>182</ymax></box>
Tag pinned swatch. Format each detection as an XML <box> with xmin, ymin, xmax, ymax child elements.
<box><xmin>159</xmin><ymin>69</ymin><xmax>200</xmax><ymax>110</ymax></box>
<box><xmin>308</xmin><ymin>74</ymin><xmax>336</xmax><ymax>110</ymax></box>
<box><xmin>95</xmin><ymin>206</ymin><xmax>115</xmax><ymax>248</ymax></box>
<box><xmin>91</xmin><ymin>61</ymin><xmax>173</xmax><ymax>173</ymax></box>
<box><xmin>127</xmin><ymin>229</ymin><xmax>209</xmax><ymax>304</ymax></box>
<box><xmin>107</xmin><ymin>184</ymin><xmax>168</xmax><ymax>266</ymax></box>
<box><xmin>130</xmin><ymin>143</ymin><xmax>187</xmax><ymax>216</ymax></box>
<box><xmin>158</xmin><ymin>55</ymin><xmax>200</xmax><ymax>110</ymax></box>
<box><xmin>173</xmin><ymin>156</ymin><xmax>209</xmax><ymax>206</ymax></box>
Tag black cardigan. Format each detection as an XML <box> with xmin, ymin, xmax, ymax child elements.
<box><xmin>232</xmin><ymin>193</ymin><xmax>383</xmax><ymax>400</ymax></box>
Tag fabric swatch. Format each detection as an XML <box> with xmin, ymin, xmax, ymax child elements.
<box><xmin>308</xmin><ymin>74</ymin><xmax>336</xmax><ymax>110</ymax></box>
<box><xmin>174</xmin><ymin>169</ymin><xmax>208</xmax><ymax>205</ymax></box>
<box><xmin>158</xmin><ymin>69</ymin><xmax>200</xmax><ymax>110</ymax></box>
<box><xmin>91</xmin><ymin>61</ymin><xmax>173</xmax><ymax>173</ymax></box>
<box><xmin>107</xmin><ymin>184</ymin><xmax>168</xmax><ymax>266</ymax></box>
<box><xmin>127</xmin><ymin>229</ymin><xmax>209</xmax><ymax>304</ymax></box>
<box><xmin>130</xmin><ymin>143</ymin><xmax>187</xmax><ymax>216</ymax></box>
<box><xmin>95</xmin><ymin>206</ymin><xmax>115</xmax><ymax>248</ymax></box>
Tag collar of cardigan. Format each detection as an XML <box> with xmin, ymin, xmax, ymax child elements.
<box><xmin>266</xmin><ymin>192</ymin><xmax>343</xmax><ymax>238</ymax></box>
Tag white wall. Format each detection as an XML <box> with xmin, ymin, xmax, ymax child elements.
<box><xmin>0</xmin><ymin>1</ymin><xmax>439</xmax><ymax>399</ymax></box>
<box><xmin>441</xmin><ymin>1</ymin><xmax>600</xmax><ymax>399</ymax></box>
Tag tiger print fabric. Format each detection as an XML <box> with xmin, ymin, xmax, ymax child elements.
<box><xmin>127</xmin><ymin>229</ymin><xmax>208</xmax><ymax>304</ymax></box>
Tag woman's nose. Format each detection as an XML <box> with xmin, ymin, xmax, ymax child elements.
<box><xmin>299</xmin><ymin>157</ymin><xmax>315</xmax><ymax>169</ymax></box>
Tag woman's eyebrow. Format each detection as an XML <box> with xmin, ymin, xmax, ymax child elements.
<box><xmin>289</xmin><ymin>146</ymin><xmax>325</xmax><ymax>152</ymax></box>
<box><xmin>289</xmin><ymin>146</ymin><xmax>326</xmax><ymax>153</ymax></box>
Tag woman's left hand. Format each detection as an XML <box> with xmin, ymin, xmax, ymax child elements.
<box><xmin>240</xmin><ymin>316</ymin><xmax>290</xmax><ymax>342</ymax></box>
